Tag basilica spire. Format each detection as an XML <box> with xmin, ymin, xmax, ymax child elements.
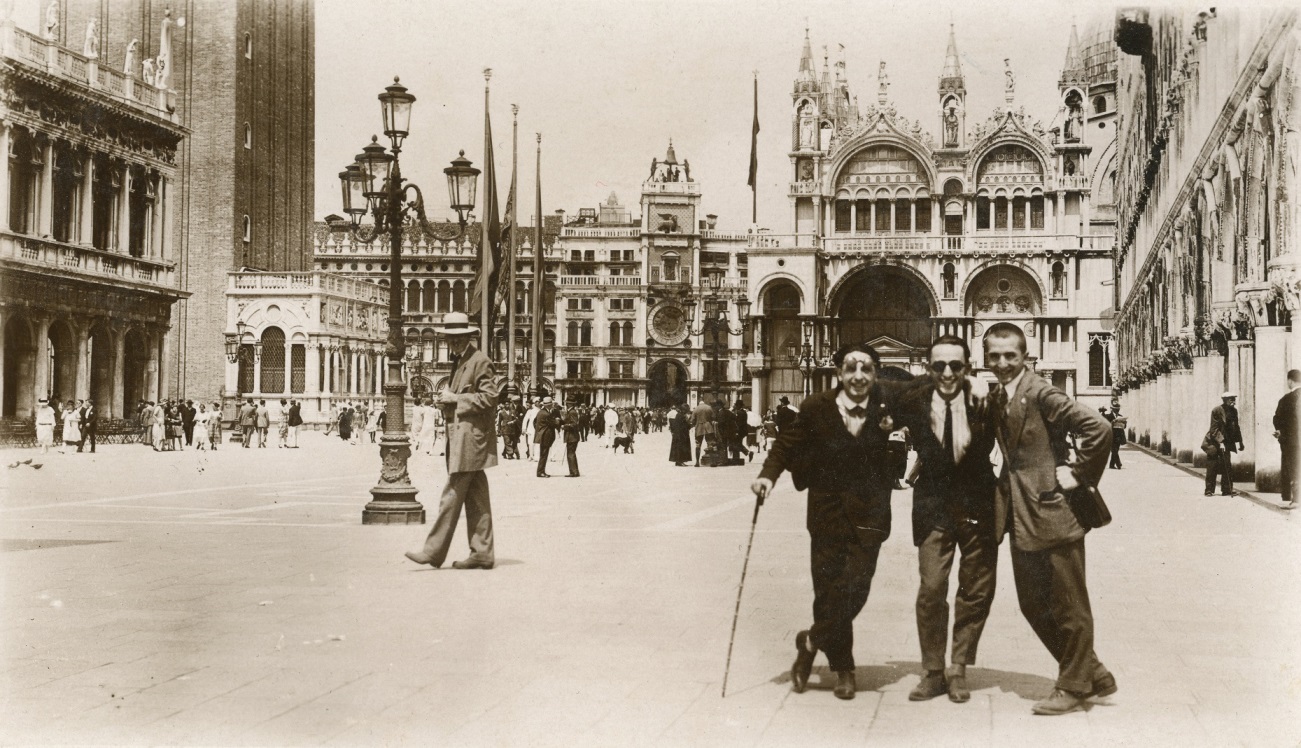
<box><xmin>941</xmin><ymin>24</ymin><xmax>963</xmax><ymax>82</ymax></box>
<box><xmin>797</xmin><ymin>26</ymin><xmax>815</xmax><ymax>81</ymax></box>
<box><xmin>1060</xmin><ymin>23</ymin><xmax>1085</xmax><ymax>84</ymax></box>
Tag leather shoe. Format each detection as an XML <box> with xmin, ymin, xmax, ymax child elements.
<box><xmin>833</xmin><ymin>670</ymin><xmax>856</xmax><ymax>700</ymax></box>
<box><xmin>403</xmin><ymin>551</ymin><xmax>439</xmax><ymax>568</ymax></box>
<box><xmin>451</xmin><ymin>557</ymin><xmax>494</xmax><ymax>570</ymax></box>
<box><xmin>909</xmin><ymin>672</ymin><xmax>947</xmax><ymax>701</ymax></box>
<box><xmin>1087</xmin><ymin>672</ymin><xmax>1117</xmax><ymax>699</ymax></box>
<box><xmin>1032</xmin><ymin>688</ymin><xmax>1086</xmax><ymax>715</ymax></box>
<box><xmin>947</xmin><ymin>674</ymin><xmax>970</xmax><ymax>703</ymax></box>
<box><xmin>790</xmin><ymin>630</ymin><xmax>816</xmax><ymax>693</ymax></box>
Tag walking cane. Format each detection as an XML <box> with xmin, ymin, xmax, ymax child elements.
<box><xmin>721</xmin><ymin>494</ymin><xmax>763</xmax><ymax>698</ymax></box>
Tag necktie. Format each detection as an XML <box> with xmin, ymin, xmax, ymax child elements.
<box><xmin>943</xmin><ymin>399</ymin><xmax>953</xmax><ymax>462</ymax></box>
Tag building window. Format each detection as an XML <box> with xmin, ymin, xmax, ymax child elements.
<box><xmin>1030</xmin><ymin>196</ymin><xmax>1045</xmax><ymax>229</ymax></box>
<box><xmin>915</xmin><ymin>199</ymin><xmax>932</xmax><ymax>233</ymax></box>
<box><xmin>566</xmin><ymin>359</ymin><xmax>592</xmax><ymax>378</ymax></box>
<box><xmin>1088</xmin><ymin>333</ymin><xmax>1112</xmax><ymax>388</ymax></box>
<box><xmin>942</xmin><ymin>263</ymin><xmax>957</xmax><ymax>299</ymax></box>
<box><xmin>566</xmin><ymin>321</ymin><xmax>579</xmax><ymax>346</ymax></box>
<box><xmin>290</xmin><ymin>344</ymin><xmax>306</xmax><ymax>393</ymax></box>
<box><xmin>1093</xmin><ymin>95</ymin><xmax>1106</xmax><ymax>114</ymax></box>
<box><xmin>580</xmin><ymin>320</ymin><xmax>592</xmax><ymax>346</ymax></box>
<box><xmin>976</xmin><ymin>196</ymin><xmax>990</xmax><ymax>230</ymax></box>
<box><xmin>834</xmin><ymin>200</ymin><xmax>850</xmax><ymax>232</ymax></box>
<box><xmin>874</xmin><ymin>199</ymin><xmax>890</xmax><ymax>232</ymax></box>
<box><xmin>452</xmin><ymin>280</ymin><xmax>466</xmax><ymax>312</ymax></box>
<box><xmin>244</xmin><ymin>123</ymin><xmax>251</xmax><ymax>149</ymax></box>
<box><xmin>259</xmin><ymin>327</ymin><xmax>286</xmax><ymax>393</ymax></box>
<box><xmin>610</xmin><ymin>360</ymin><xmax>633</xmax><ymax>379</ymax></box>
<box><xmin>9</xmin><ymin>134</ymin><xmax>38</xmax><ymax>235</ymax></box>
<box><xmin>1051</xmin><ymin>262</ymin><xmax>1066</xmax><ymax>298</ymax></box>
<box><xmin>406</xmin><ymin>280</ymin><xmax>420</xmax><ymax>311</ymax></box>
<box><xmin>242</xmin><ymin>215</ymin><xmax>251</xmax><ymax>243</ymax></box>
<box><xmin>421</xmin><ymin>280</ymin><xmax>435</xmax><ymax>312</ymax></box>
<box><xmin>661</xmin><ymin>252</ymin><xmax>680</xmax><ymax>282</ymax></box>
<box><xmin>609</xmin><ymin>298</ymin><xmax>634</xmax><ymax>311</ymax></box>
<box><xmin>994</xmin><ymin>196</ymin><xmax>1008</xmax><ymax>229</ymax></box>
<box><xmin>244</xmin><ymin>33</ymin><xmax>252</xmax><ymax>59</ymax></box>
<box><xmin>566</xmin><ymin>298</ymin><xmax>592</xmax><ymax>311</ymax></box>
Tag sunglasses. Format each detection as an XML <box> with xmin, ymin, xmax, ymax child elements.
<box><xmin>930</xmin><ymin>360</ymin><xmax>966</xmax><ymax>373</ymax></box>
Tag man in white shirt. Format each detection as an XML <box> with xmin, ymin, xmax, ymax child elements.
<box><xmin>895</xmin><ymin>335</ymin><xmax>999</xmax><ymax>704</ymax></box>
<box><xmin>521</xmin><ymin>399</ymin><xmax>540</xmax><ymax>461</ymax></box>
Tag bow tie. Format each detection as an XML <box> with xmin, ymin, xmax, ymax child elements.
<box><xmin>847</xmin><ymin>405</ymin><xmax>866</xmax><ymax>417</ymax></box>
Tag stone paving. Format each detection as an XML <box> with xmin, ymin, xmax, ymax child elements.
<box><xmin>1</xmin><ymin>431</ymin><xmax>1299</xmax><ymax>747</ymax></box>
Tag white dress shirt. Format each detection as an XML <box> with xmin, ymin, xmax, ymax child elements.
<box><xmin>1002</xmin><ymin>368</ymin><xmax>1028</xmax><ymax>403</ymax></box>
<box><xmin>931</xmin><ymin>390</ymin><xmax>972</xmax><ymax>463</ymax></box>
<box><xmin>836</xmin><ymin>390</ymin><xmax>869</xmax><ymax>437</ymax></box>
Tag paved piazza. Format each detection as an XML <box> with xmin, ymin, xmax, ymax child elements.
<box><xmin>2</xmin><ymin>433</ymin><xmax>1299</xmax><ymax>747</ymax></box>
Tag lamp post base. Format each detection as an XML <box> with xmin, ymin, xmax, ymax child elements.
<box><xmin>362</xmin><ymin>434</ymin><xmax>425</xmax><ymax>525</ymax></box>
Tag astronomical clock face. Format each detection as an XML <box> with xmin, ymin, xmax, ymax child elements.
<box><xmin>649</xmin><ymin>303</ymin><xmax>689</xmax><ymax>346</ymax></box>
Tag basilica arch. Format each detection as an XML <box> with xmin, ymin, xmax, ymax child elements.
<box><xmin>647</xmin><ymin>358</ymin><xmax>689</xmax><ymax>408</ymax></box>
<box><xmin>830</xmin><ymin>264</ymin><xmax>937</xmax><ymax>364</ymax></box>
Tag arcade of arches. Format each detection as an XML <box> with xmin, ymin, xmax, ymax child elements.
<box><xmin>2</xmin><ymin>310</ymin><xmax>168</xmax><ymax>421</ymax></box>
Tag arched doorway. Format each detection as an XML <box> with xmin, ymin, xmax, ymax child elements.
<box><xmin>833</xmin><ymin>266</ymin><xmax>935</xmax><ymax>369</ymax></box>
<box><xmin>123</xmin><ymin>328</ymin><xmax>148</xmax><ymax>410</ymax></box>
<box><xmin>3</xmin><ymin>316</ymin><xmax>35</xmax><ymax>418</ymax></box>
<box><xmin>762</xmin><ymin>281</ymin><xmax>804</xmax><ymax>407</ymax></box>
<box><xmin>647</xmin><ymin>358</ymin><xmax>688</xmax><ymax>408</ymax></box>
<box><xmin>409</xmin><ymin>375</ymin><xmax>433</xmax><ymax>401</ymax></box>
<box><xmin>965</xmin><ymin>265</ymin><xmax>1043</xmax><ymax>369</ymax></box>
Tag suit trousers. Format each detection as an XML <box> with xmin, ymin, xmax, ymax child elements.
<box><xmin>420</xmin><ymin>470</ymin><xmax>494</xmax><ymax>567</ymax></box>
<box><xmin>1205</xmin><ymin>448</ymin><xmax>1234</xmax><ymax>494</ymax></box>
<box><xmin>1282</xmin><ymin>440</ymin><xmax>1296</xmax><ymax>503</ymax></box>
<box><xmin>566</xmin><ymin>443</ymin><xmax>579</xmax><ymax>476</ymax></box>
<box><xmin>536</xmin><ymin>443</ymin><xmax>552</xmax><ymax>475</ymax></box>
<box><xmin>77</xmin><ymin>428</ymin><xmax>97</xmax><ymax>452</ymax></box>
<box><xmin>916</xmin><ymin>523</ymin><xmax>997</xmax><ymax>671</ymax></box>
<box><xmin>1010</xmin><ymin>537</ymin><xmax>1109</xmax><ymax>694</ymax></box>
<box><xmin>808</xmin><ymin>506</ymin><xmax>884</xmax><ymax>673</ymax></box>
<box><xmin>1109</xmin><ymin>434</ymin><xmax>1123</xmax><ymax>469</ymax></box>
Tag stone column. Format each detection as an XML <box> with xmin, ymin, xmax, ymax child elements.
<box><xmin>116</xmin><ymin>164</ymin><xmax>131</xmax><ymax>253</ymax></box>
<box><xmin>160</xmin><ymin>176</ymin><xmax>172</xmax><ymax>260</ymax></box>
<box><xmin>1227</xmin><ymin>339</ymin><xmax>1256</xmax><ymax>479</ymax></box>
<box><xmin>1253</xmin><ymin>326</ymin><xmax>1289</xmax><ymax>491</ymax></box>
<box><xmin>848</xmin><ymin>201</ymin><xmax>856</xmax><ymax>235</ymax></box>
<box><xmin>0</xmin><ymin>124</ymin><xmax>11</xmax><ymax>232</ymax></box>
<box><xmin>1171</xmin><ymin>368</ymin><xmax>1195</xmax><ymax>462</ymax></box>
<box><xmin>1065</xmin><ymin>369</ymin><xmax>1075</xmax><ymax>398</ymax></box>
<box><xmin>889</xmin><ymin>199</ymin><xmax>897</xmax><ymax>233</ymax></box>
<box><xmin>868</xmin><ymin>201</ymin><xmax>875</xmax><ymax>235</ymax></box>
<box><xmin>252</xmin><ymin>342</ymin><xmax>263</xmax><ymax>397</ymax></box>
<box><xmin>305</xmin><ymin>342</ymin><xmax>320</xmax><ymax>395</ymax></box>
<box><xmin>321</xmin><ymin>347</ymin><xmax>332</xmax><ymax>397</ymax></box>
<box><xmin>931</xmin><ymin>197</ymin><xmax>941</xmax><ymax>234</ymax></box>
<box><xmin>1191</xmin><ymin>354</ymin><xmax>1218</xmax><ymax>467</ymax></box>
<box><xmin>79</xmin><ymin>154</ymin><xmax>94</xmax><ymax>245</ymax></box>
<box><xmin>73</xmin><ymin>322</ymin><xmax>90</xmax><ymax>400</ymax></box>
<box><xmin>158</xmin><ymin>328</ymin><xmax>170</xmax><ymax>400</ymax></box>
<box><xmin>33</xmin><ymin>317</ymin><xmax>50</xmax><ymax>404</ymax></box>
<box><xmin>0</xmin><ymin>308</ymin><xmax>6</xmax><ymax>416</ymax></box>
<box><xmin>909</xmin><ymin>200</ymin><xmax>917</xmax><ymax>234</ymax></box>
<box><xmin>150</xmin><ymin>175</ymin><xmax>164</xmax><ymax>258</ymax></box>
<box><xmin>37</xmin><ymin>137</ymin><xmax>53</xmax><ymax>238</ymax></box>
<box><xmin>987</xmin><ymin>199</ymin><xmax>995</xmax><ymax>231</ymax></box>
<box><xmin>111</xmin><ymin>327</ymin><xmax>125</xmax><ymax>418</ymax></box>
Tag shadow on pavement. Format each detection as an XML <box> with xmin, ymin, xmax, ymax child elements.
<box><xmin>768</xmin><ymin>660</ymin><xmax>1058</xmax><ymax>699</ymax></box>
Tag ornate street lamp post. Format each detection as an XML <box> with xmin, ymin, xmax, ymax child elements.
<box><xmin>786</xmin><ymin>319</ymin><xmax>817</xmax><ymax>397</ymax></box>
<box><xmin>337</xmin><ymin>77</ymin><xmax>479</xmax><ymax>525</ymax></box>
<box><xmin>224</xmin><ymin>319</ymin><xmax>261</xmax><ymax>405</ymax></box>
<box><xmin>688</xmin><ymin>273</ymin><xmax>751</xmax><ymax>464</ymax></box>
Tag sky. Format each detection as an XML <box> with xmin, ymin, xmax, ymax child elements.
<box><xmin>311</xmin><ymin>0</ymin><xmax>1104</xmax><ymax>230</ymax></box>
<box><xmin>13</xmin><ymin>0</ymin><xmax>1120</xmax><ymax>230</ymax></box>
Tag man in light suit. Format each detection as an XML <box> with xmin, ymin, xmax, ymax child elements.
<box><xmin>405</xmin><ymin>312</ymin><xmax>502</xmax><ymax>570</ymax></box>
<box><xmin>985</xmin><ymin>326</ymin><xmax>1115</xmax><ymax>715</ymax></box>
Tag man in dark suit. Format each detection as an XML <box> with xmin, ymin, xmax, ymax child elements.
<box><xmin>405</xmin><ymin>312</ymin><xmax>502</xmax><ymax>570</ymax></box>
<box><xmin>751</xmin><ymin>342</ymin><xmax>902</xmax><ymax>701</ymax></box>
<box><xmin>533</xmin><ymin>396</ymin><xmax>559</xmax><ymax>478</ymax></box>
<box><xmin>182</xmin><ymin>400</ymin><xmax>196</xmax><ymax>447</ymax></box>
<box><xmin>77</xmin><ymin>399</ymin><xmax>98</xmax><ymax>453</ymax></box>
<box><xmin>287</xmin><ymin>399</ymin><xmax>302</xmax><ymax>448</ymax></box>
<box><xmin>985</xmin><ymin>326</ymin><xmax>1114</xmax><ymax>715</ymax></box>
<box><xmin>715</xmin><ymin>400</ymin><xmax>737</xmax><ymax>466</ymax></box>
<box><xmin>895</xmin><ymin>336</ymin><xmax>998</xmax><ymax>704</ymax></box>
<box><xmin>773</xmin><ymin>395</ymin><xmax>797</xmax><ymax>433</ymax></box>
<box><xmin>1275</xmin><ymin>370</ymin><xmax>1300</xmax><ymax>508</ymax></box>
<box><xmin>562</xmin><ymin>403</ymin><xmax>581</xmax><ymax>477</ymax></box>
<box><xmin>1203</xmin><ymin>392</ymin><xmax>1244</xmax><ymax>496</ymax></box>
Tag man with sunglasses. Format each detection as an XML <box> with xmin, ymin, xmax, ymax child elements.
<box><xmin>895</xmin><ymin>336</ymin><xmax>999</xmax><ymax>704</ymax></box>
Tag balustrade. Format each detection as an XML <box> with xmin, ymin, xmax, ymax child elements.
<box><xmin>3</xmin><ymin>232</ymin><xmax>175</xmax><ymax>287</ymax></box>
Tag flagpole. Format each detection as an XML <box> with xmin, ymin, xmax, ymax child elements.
<box><xmin>506</xmin><ymin>104</ymin><xmax>519</xmax><ymax>388</ymax></box>
<box><xmin>531</xmin><ymin>133</ymin><xmax>543</xmax><ymax>395</ymax></box>
<box><xmin>480</xmin><ymin>68</ymin><xmax>493</xmax><ymax>355</ymax></box>
<box><xmin>751</xmin><ymin>71</ymin><xmax>759</xmax><ymax>225</ymax></box>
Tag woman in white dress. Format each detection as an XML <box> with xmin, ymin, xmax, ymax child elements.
<box><xmin>193</xmin><ymin>403</ymin><xmax>210</xmax><ymax>450</ymax></box>
<box><xmin>366</xmin><ymin>406</ymin><xmax>382</xmax><ymax>443</ymax></box>
<box><xmin>61</xmin><ymin>400</ymin><xmax>81</xmax><ymax>449</ymax></box>
<box><xmin>417</xmin><ymin>397</ymin><xmax>440</xmax><ymax>455</ymax></box>
<box><xmin>35</xmin><ymin>399</ymin><xmax>56</xmax><ymax>454</ymax></box>
<box><xmin>151</xmin><ymin>402</ymin><xmax>166</xmax><ymax>451</ymax></box>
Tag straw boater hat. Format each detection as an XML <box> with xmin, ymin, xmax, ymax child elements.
<box><xmin>434</xmin><ymin>312</ymin><xmax>478</xmax><ymax>337</ymax></box>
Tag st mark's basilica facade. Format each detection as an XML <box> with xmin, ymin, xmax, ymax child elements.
<box><xmin>744</xmin><ymin>23</ymin><xmax>1121</xmax><ymax>409</ymax></box>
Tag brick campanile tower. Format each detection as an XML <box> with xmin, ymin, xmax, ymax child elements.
<box><xmin>61</xmin><ymin>0</ymin><xmax>315</xmax><ymax>400</ymax></box>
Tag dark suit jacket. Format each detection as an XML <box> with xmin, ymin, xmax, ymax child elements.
<box><xmin>994</xmin><ymin>373</ymin><xmax>1111</xmax><ymax>552</ymax></box>
<box><xmin>81</xmin><ymin>405</ymin><xmax>98</xmax><ymax>430</ymax></box>
<box><xmin>1206</xmin><ymin>404</ymin><xmax>1243</xmax><ymax>452</ymax></box>
<box><xmin>1276</xmin><ymin>389</ymin><xmax>1300</xmax><ymax>446</ymax></box>
<box><xmin>562</xmin><ymin>408</ymin><xmax>580</xmax><ymax>445</ymax></box>
<box><xmin>758</xmin><ymin>386</ymin><xmax>898</xmax><ymax>541</ymax></box>
<box><xmin>534</xmin><ymin>406</ymin><xmax>559</xmax><ymax>447</ymax></box>
<box><xmin>896</xmin><ymin>383</ymin><xmax>997</xmax><ymax>547</ymax></box>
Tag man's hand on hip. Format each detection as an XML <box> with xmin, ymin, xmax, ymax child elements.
<box><xmin>1056</xmin><ymin>465</ymin><xmax>1080</xmax><ymax>492</ymax></box>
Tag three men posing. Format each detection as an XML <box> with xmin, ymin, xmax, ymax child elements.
<box><xmin>752</xmin><ymin>329</ymin><xmax>1114</xmax><ymax>715</ymax></box>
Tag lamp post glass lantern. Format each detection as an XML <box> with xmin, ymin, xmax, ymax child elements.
<box><xmin>689</xmin><ymin>279</ymin><xmax>750</xmax><ymax>464</ymax></box>
<box><xmin>336</xmin><ymin>76</ymin><xmax>478</xmax><ymax>525</ymax></box>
